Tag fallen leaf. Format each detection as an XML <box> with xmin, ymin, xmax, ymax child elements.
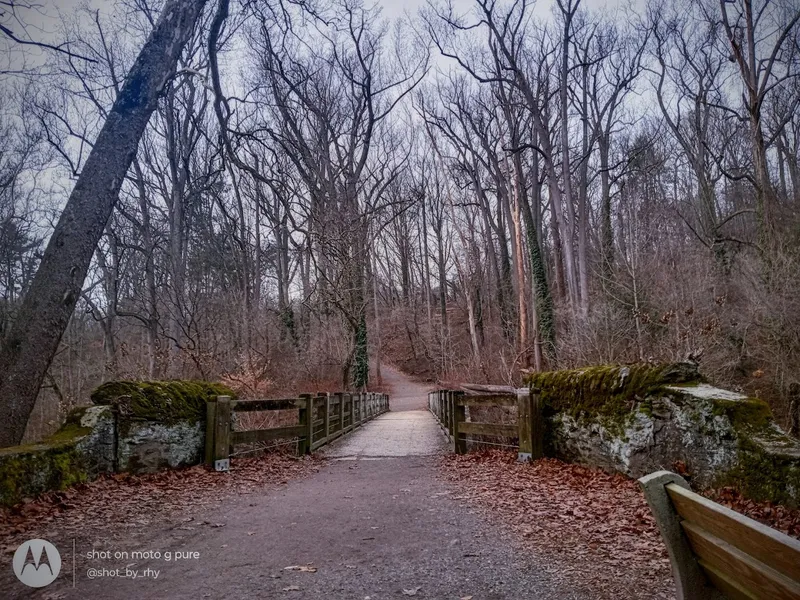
<box><xmin>282</xmin><ymin>585</ymin><xmax>301</xmax><ymax>592</ymax></box>
<box><xmin>284</xmin><ymin>565</ymin><xmax>317</xmax><ymax>573</ymax></box>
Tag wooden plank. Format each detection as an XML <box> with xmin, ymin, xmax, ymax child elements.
<box><xmin>667</xmin><ymin>483</ymin><xmax>800</xmax><ymax>582</ymax></box>
<box><xmin>214</xmin><ymin>396</ymin><xmax>232</xmax><ymax>461</ymax></box>
<box><xmin>205</xmin><ymin>398</ymin><xmax>217</xmax><ymax>465</ymax></box>
<box><xmin>517</xmin><ymin>389</ymin><xmax>532</xmax><ymax>457</ymax></box>
<box><xmin>701</xmin><ymin>561</ymin><xmax>760</xmax><ymax>600</ymax></box>
<box><xmin>232</xmin><ymin>398</ymin><xmax>304</xmax><ymax>412</ymax></box>
<box><xmin>458</xmin><ymin>422</ymin><xmax>518</xmax><ymax>437</ymax></box>
<box><xmin>323</xmin><ymin>393</ymin><xmax>330</xmax><ymax>442</ymax></box>
<box><xmin>232</xmin><ymin>426</ymin><xmax>305</xmax><ymax>445</ymax></box>
<box><xmin>459</xmin><ymin>394</ymin><xmax>517</xmax><ymax>407</ymax></box>
<box><xmin>441</xmin><ymin>382</ymin><xmax>517</xmax><ymax>394</ymax></box>
<box><xmin>531</xmin><ymin>391</ymin><xmax>543</xmax><ymax>459</ymax></box>
<box><xmin>454</xmin><ymin>401</ymin><xmax>467</xmax><ymax>454</ymax></box>
<box><xmin>297</xmin><ymin>394</ymin><xmax>311</xmax><ymax>455</ymax></box>
<box><xmin>680</xmin><ymin>521</ymin><xmax>800</xmax><ymax>600</ymax></box>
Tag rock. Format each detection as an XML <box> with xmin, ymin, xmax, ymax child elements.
<box><xmin>529</xmin><ymin>363</ymin><xmax>800</xmax><ymax>506</ymax></box>
<box><xmin>117</xmin><ymin>421</ymin><xmax>204</xmax><ymax>473</ymax></box>
<box><xmin>1</xmin><ymin>379</ymin><xmax>231</xmax><ymax>505</ymax></box>
<box><xmin>0</xmin><ymin>405</ymin><xmax>115</xmax><ymax>506</ymax></box>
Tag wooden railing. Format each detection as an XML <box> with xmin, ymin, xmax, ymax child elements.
<box><xmin>206</xmin><ymin>392</ymin><xmax>390</xmax><ymax>471</ymax></box>
<box><xmin>428</xmin><ymin>388</ymin><xmax>543</xmax><ymax>461</ymax></box>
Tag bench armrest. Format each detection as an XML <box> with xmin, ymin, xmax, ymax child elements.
<box><xmin>639</xmin><ymin>470</ymin><xmax>717</xmax><ymax>600</ymax></box>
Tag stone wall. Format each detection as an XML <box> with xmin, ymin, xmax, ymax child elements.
<box><xmin>0</xmin><ymin>406</ymin><xmax>116</xmax><ymax>506</ymax></box>
<box><xmin>527</xmin><ymin>363</ymin><xmax>800</xmax><ymax>506</ymax></box>
<box><xmin>0</xmin><ymin>380</ymin><xmax>234</xmax><ymax>507</ymax></box>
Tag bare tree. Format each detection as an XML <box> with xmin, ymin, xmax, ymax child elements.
<box><xmin>0</xmin><ymin>0</ymin><xmax>209</xmax><ymax>447</ymax></box>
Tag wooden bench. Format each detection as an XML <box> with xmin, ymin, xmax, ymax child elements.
<box><xmin>639</xmin><ymin>470</ymin><xmax>800</xmax><ymax>600</ymax></box>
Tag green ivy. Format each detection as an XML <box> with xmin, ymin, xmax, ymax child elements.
<box><xmin>352</xmin><ymin>312</ymin><xmax>369</xmax><ymax>389</ymax></box>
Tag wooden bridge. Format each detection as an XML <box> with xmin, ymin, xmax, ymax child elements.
<box><xmin>428</xmin><ymin>388</ymin><xmax>544</xmax><ymax>460</ymax></box>
<box><xmin>205</xmin><ymin>392</ymin><xmax>389</xmax><ymax>470</ymax></box>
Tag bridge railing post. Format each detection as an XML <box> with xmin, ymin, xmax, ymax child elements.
<box><xmin>517</xmin><ymin>387</ymin><xmax>543</xmax><ymax>461</ymax></box>
<box><xmin>323</xmin><ymin>392</ymin><xmax>331</xmax><ymax>442</ymax></box>
<box><xmin>213</xmin><ymin>396</ymin><xmax>231</xmax><ymax>469</ymax></box>
<box><xmin>347</xmin><ymin>393</ymin><xmax>353</xmax><ymax>430</ymax></box>
<box><xmin>298</xmin><ymin>394</ymin><xmax>313</xmax><ymax>455</ymax></box>
<box><xmin>454</xmin><ymin>395</ymin><xmax>467</xmax><ymax>454</ymax></box>
<box><xmin>447</xmin><ymin>391</ymin><xmax>451</xmax><ymax>438</ymax></box>
<box><xmin>335</xmin><ymin>392</ymin><xmax>343</xmax><ymax>435</ymax></box>
<box><xmin>205</xmin><ymin>397</ymin><xmax>217</xmax><ymax>465</ymax></box>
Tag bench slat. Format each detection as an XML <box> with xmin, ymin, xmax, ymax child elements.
<box><xmin>681</xmin><ymin>521</ymin><xmax>800</xmax><ymax>600</ymax></box>
<box><xmin>667</xmin><ymin>483</ymin><xmax>800</xmax><ymax>582</ymax></box>
<box><xmin>700</xmin><ymin>560</ymin><xmax>759</xmax><ymax>600</ymax></box>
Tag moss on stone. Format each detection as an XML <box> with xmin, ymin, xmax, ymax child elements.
<box><xmin>711</xmin><ymin>397</ymin><xmax>773</xmax><ymax>434</ymax></box>
<box><xmin>717</xmin><ymin>437</ymin><xmax>800</xmax><ymax>506</ymax></box>
<box><xmin>91</xmin><ymin>380</ymin><xmax>235</xmax><ymax>424</ymax></box>
<box><xmin>706</xmin><ymin>396</ymin><xmax>800</xmax><ymax>505</ymax></box>
<box><xmin>532</xmin><ymin>362</ymin><xmax>800</xmax><ymax>506</ymax></box>
<box><xmin>526</xmin><ymin>362</ymin><xmax>702</xmax><ymax>423</ymax></box>
<box><xmin>0</xmin><ymin>439</ymin><xmax>88</xmax><ymax>507</ymax></box>
<box><xmin>44</xmin><ymin>407</ymin><xmax>94</xmax><ymax>444</ymax></box>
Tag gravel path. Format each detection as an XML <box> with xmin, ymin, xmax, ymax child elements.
<box><xmin>5</xmin><ymin>367</ymin><xmax>589</xmax><ymax>600</ymax></box>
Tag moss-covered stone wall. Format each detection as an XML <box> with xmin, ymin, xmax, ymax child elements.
<box><xmin>525</xmin><ymin>362</ymin><xmax>703</xmax><ymax>417</ymax></box>
<box><xmin>525</xmin><ymin>362</ymin><xmax>800</xmax><ymax>507</ymax></box>
<box><xmin>1</xmin><ymin>380</ymin><xmax>235</xmax><ymax>507</ymax></box>
<box><xmin>91</xmin><ymin>380</ymin><xmax>235</xmax><ymax>424</ymax></box>
<box><xmin>0</xmin><ymin>406</ymin><xmax>115</xmax><ymax>506</ymax></box>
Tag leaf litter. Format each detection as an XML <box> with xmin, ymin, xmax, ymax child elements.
<box><xmin>440</xmin><ymin>450</ymin><xmax>800</xmax><ymax>599</ymax></box>
<box><xmin>440</xmin><ymin>451</ymin><xmax>673</xmax><ymax>599</ymax></box>
<box><xmin>0</xmin><ymin>453</ymin><xmax>321</xmax><ymax>556</ymax></box>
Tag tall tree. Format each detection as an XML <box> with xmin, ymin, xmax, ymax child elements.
<box><xmin>0</xmin><ymin>0</ymin><xmax>209</xmax><ymax>447</ymax></box>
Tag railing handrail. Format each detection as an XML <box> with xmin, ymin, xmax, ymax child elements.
<box><xmin>427</xmin><ymin>388</ymin><xmax>543</xmax><ymax>461</ymax></box>
<box><xmin>206</xmin><ymin>391</ymin><xmax>390</xmax><ymax>470</ymax></box>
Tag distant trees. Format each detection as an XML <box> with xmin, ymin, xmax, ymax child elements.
<box><xmin>1</xmin><ymin>0</ymin><xmax>800</xmax><ymax>444</ymax></box>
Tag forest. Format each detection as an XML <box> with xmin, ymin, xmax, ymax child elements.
<box><xmin>0</xmin><ymin>0</ymin><xmax>798</xmax><ymax>444</ymax></box>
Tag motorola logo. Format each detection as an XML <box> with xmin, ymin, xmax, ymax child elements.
<box><xmin>12</xmin><ymin>539</ymin><xmax>62</xmax><ymax>588</ymax></box>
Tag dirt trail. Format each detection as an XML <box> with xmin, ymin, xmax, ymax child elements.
<box><xmin>377</xmin><ymin>364</ymin><xmax>431</xmax><ymax>411</ymax></box>
<box><xmin>4</xmin><ymin>367</ymin><xmax>588</xmax><ymax>600</ymax></box>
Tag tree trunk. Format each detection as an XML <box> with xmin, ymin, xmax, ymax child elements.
<box><xmin>0</xmin><ymin>0</ymin><xmax>208</xmax><ymax>447</ymax></box>
<box><xmin>599</xmin><ymin>136</ymin><xmax>613</xmax><ymax>280</ymax></box>
<box><xmin>132</xmin><ymin>159</ymin><xmax>160</xmax><ymax>378</ymax></box>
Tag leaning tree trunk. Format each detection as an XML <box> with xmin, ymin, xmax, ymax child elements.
<box><xmin>0</xmin><ymin>0</ymin><xmax>208</xmax><ymax>447</ymax></box>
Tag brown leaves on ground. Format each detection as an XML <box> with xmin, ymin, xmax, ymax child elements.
<box><xmin>0</xmin><ymin>452</ymin><xmax>320</xmax><ymax>553</ymax></box>
<box><xmin>707</xmin><ymin>486</ymin><xmax>800</xmax><ymax>538</ymax></box>
<box><xmin>440</xmin><ymin>451</ymin><xmax>674</xmax><ymax>600</ymax></box>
